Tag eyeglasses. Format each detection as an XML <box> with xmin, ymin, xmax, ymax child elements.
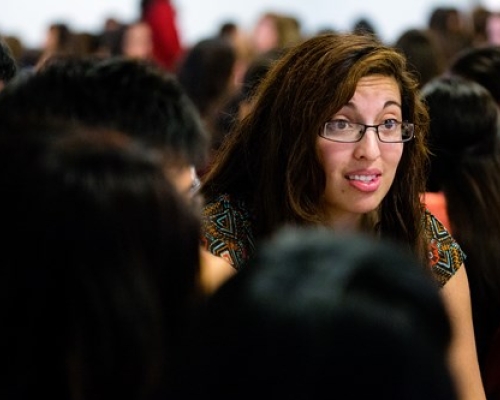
<box><xmin>320</xmin><ymin>120</ymin><xmax>415</xmax><ymax>143</ymax></box>
<box><xmin>189</xmin><ymin>166</ymin><xmax>201</xmax><ymax>196</ymax></box>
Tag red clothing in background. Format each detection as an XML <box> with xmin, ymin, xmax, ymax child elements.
<box><xmin>142</xmin><ymin>0</ymin><xmax>183</xmax><ymax>71</ymax></box>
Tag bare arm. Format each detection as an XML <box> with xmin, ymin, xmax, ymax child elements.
<box><xmin>441</xmin><ymin>264</ymin><xmax>486</xmax><ymax>400</ymax></box>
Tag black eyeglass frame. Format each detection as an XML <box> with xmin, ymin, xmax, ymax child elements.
<box><xmin>320</xmin><ymin>121</ymin><xmax>415</xmax><ymax>143</ymax></box>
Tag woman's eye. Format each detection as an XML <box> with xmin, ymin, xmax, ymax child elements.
<box><xmin>383</xmin><ymin>119</ymin><xmax>398</xmax><ymax>129</ymax></box>
<box><xmin>333</xmin><ymin>120</ymin><xmax>349</xmax><ymax>130</ymax></box>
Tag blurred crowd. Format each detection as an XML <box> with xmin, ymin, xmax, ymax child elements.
<box><xmin>1</xmin><ymin>2</ymin><xmax>500</xmax><ymax>400</ymax></box>
<box><xmin>2</xmin><ymin>4</ymin><xmax>500</xmax><ymax>150</ymax></box>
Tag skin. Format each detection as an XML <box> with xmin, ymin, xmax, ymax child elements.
<box><xmin>252</xmin><ymin>15</ymin><xmax>279</xmax><ymax>54</ymax></box>
<box><xmin>316</xmin><ymin>74</ymin><xmax>486</xmax><ymax>400</ymax></box>
<box><xmin>122</xmin><ymin>22</ymin><xmax>153</xmax><ymax>60</ymax></box>
<box><xmin>316</xmin><ymin>75</ymin><xmax>404</xmax><ymax>230</ymax></box>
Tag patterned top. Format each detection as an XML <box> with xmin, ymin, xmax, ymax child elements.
<box><xmin>201</xmin><ymin>193</ymin><xmax>464</xmax><ymax>287</ymax></box>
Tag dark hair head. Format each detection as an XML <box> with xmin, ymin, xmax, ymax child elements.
<box><xmin>428</xmin><ymin>7</ymin><xmax>458</xmax><ymax>32</ymax></box>
<box><xmin>203</xmin><ymin>33</ymin><xmax>429</xmax><ymax>257</ymax></box>
<box><xmin>218</xmin><ymin>22</ymin><xmax>237</xmax><ymax>38</ymax></box>
<box><xmin>48</xmin><ymin>23</ymin><xmax>73</xmax><ymax>50</ymax></box>
<box><xmin>421</xmin><ymin>75</ymin><xmax>500</xmax><ymax>192</ymax></box>
<box><xmin>0</xmin><ymin>56</ymin><xmax>209</xmax><ymax>169</ymax></box>
<box><xmin>176</xmin><ymin>37</ymin><xmax>237</xmax><ymax>151</ymax></box>
<box><xmin>394</xmin><ymin>28</ymin><xmax>445</xmax><ymax>88</ymax></box>
<box><xmin>86</xmin><ymin>57</ymin><xmax>209</xmax><ymax>168</ymax></box>
<box><xmin>422</xmin><ymin>75</ymin><xmax>499</xmax><ymax>155</ymax></box>
<box><xmin>177</xmin><ymin>37</ymin><xmax>237</xmax><ymax>117</ymax></box>
<box><xmin>0</xmin><ymin>122</ymin><xmax>202</xmax><ymax>400</ymax></box>
<box><xmin>0</xmin><ymin>56</ymin><xmax>99</xmax><ymax>126</ymax></box>
<box><xmin>187</xmin><ymin>227</ymin><xmax>455</xmax><ymax>399</ymax></box>
<box><xmin>352</xmin><ymin>17</ymin><xmax>378</xmax><ymax>37</ymax></box>
<box><xmin>448</xmin><ymin>45</ymin><xmax>500</xmax><ymax>105</ymax></box>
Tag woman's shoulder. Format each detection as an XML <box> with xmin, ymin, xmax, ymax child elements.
<box><xmin>421</xmin><ymin>191</ymin><xmax>451</xmax><ymax>233</ymax></box>
<box><xmin>202</xmin><ymin>193</ymin><xmax>255</xmax><ymax>229</ymax></box>
<box><xmin>201</xmin><ymin>193</ymin><xmax>256</xmax><ymax>270</ymax></box>
<box><xmin>424</xmin><ymin>209</ymin><xmax>465</xmax><ymax>288</ymax></box>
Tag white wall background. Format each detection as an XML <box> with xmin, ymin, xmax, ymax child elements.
<box><xmin>1</xmin><ymin>0</ymin><xmax>498</xmax><ymax>49</ymax></box>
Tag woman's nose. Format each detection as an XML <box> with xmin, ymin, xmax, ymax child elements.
<box><xmin>353</xmin><ymin>129</ymin><xmax>381</xmax><ymax>160</ymax></box>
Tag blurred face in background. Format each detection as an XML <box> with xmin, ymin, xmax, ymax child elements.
<box><xmin>252</xmin><ymin>14</ymin><xmax>278</xmax><ymax>54</ymax></box>
<box><xmin>487</xmin><ymin>14</ymin><xmax>500</xmax><ymax>45</ymax></box>
<box><xmin>122</xmin><ymin>22</ymin><xmax>153</xmax><ymax>60</ymax></box>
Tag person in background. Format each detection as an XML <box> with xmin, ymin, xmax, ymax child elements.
<box><xmin>0</xmin><ymin>36</ymin><xmax>17</xmax><ymax>90</ymax></box>
<box><xmin>36</xmin><ymin>22</ymin><xmax>74</xmax><ymax>69</ymax></box>
<box><xmin>469</xmin><ymin>6</ymin><xmax>491</xmax><ymax>47</ymax></box>
<box><xmin>176</xmin><ymin>37</ymin><xmax>238</xmax><ymax>164</ymax></box>
<box><xmin>250</xmin><ymin>11</ymin><xmax>303</xmax><ymax>56</ymax></box>
<box><xmin>427</xmin><ymin>7</ymin><xmax>472</xmax><ymax>66</ymax></box>
<box><xmin>217</xmin><ymin>20</ymin><xmax>253</xmax><ymax>88</ymax></box>
<box><xmin>95</xmin><ymin>17</ymin><xmax>127</xmax><ymax>57</ymax></box>
<box><xmin>200</xmin><ymin>32</ymin><xmax>485</xmax><ymax>400</ymax></box>
<box><xmin>236</xmin><ymin>47</ymin><xmax>285</xmax><ymax>121</ymax></box>
<box><xmin>448</xmin><ymin>45</ymin><xmax>500</xmax><ymax>106</ymax></box>
<box><xmin>215</xmin><ymin>47</ymin><xmax>285</xmax><ymax>139</ymax></box>
<box><xmin>485</xmin><ymin>12</ymin><xmax>500</xmax><ymax>45</ymax></box>
<box><xmin>1</xmin><ymin>123</ymin><xmax>203</xmax><ymax>400</ymax></box>
<box><xmin>352</xmin><ymin>17</ymin><xmax>379</xmax><ymax>38</ymax></box>
<box><xmin>393</xmin><ymin>28</ymin><xmax>445</xmax><ymax>89</ymax></box>
<box><xmin>183</xmin><ymin>227</ymin><xmax>458</xmax><ymax>400</ymax></box>
<box><xmin>86</xmin><ymin>57</ymin><xmax>236</xmax><ymax>289</ymax></box>
<box><xmin>140</xmin><ymin>0</ymin><xmax>183</xmax><ymax>72</ymax></box>
<box><xmin>421</xmin><ymin>75</ymin><xmax>500</xmax><ymax>399</ymax></box>
<box><xmin>121</xmin><ymin>21</ymin><xmax>154</xmax><ymax>61</ymax></box>
<box><xmin>0</xmin><ymin>56</ymin><xmax>234</xmax><ymax>294</ymax></box>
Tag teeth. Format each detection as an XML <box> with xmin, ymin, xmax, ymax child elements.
<box><xmin>348</xmin><ymin>175</ymin><xmax>376</xmax><ymax>182</ymax></box>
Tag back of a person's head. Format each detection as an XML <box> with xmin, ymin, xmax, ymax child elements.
<box><xmin>185</xmin><ymin>227</ymin><xmax>456</xmax><ymax>400</ymax></box>
<box><xmin>448</xmin><ymin>45</ymin><xmax>500</xmax><ymax>105</ymax></box>
<box><xmin>176</xmin><ymin>37</ymin><xmax>237</xmax><ymax>116</ymax></box>
<box><xmin>0</xmin><ymin>55</ymin><xmax>101</xmax><ymax>128</ymax></box>
<box><xmin>421</xmin><ymin>75</ymin><xmax>500</xmax><ymax>192</ymax></box>
<box><xmin>394</xmin><ymin>28</ymin><xmax>445</xmax><ymax>88</ymax></box>
<box><xmin>0</xmin><ymin>56</ymin><xmax>209</xmax><ymax>170</ymax></box>
<box><xmin>86</xmin><ymin>57</ymin><xmax>209</xmax><ymax>168</ymax></box>
<box><xmin>0</xmin><ymin>122</ymin><xmax>202</xmax><ymax>400</ymax></box>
